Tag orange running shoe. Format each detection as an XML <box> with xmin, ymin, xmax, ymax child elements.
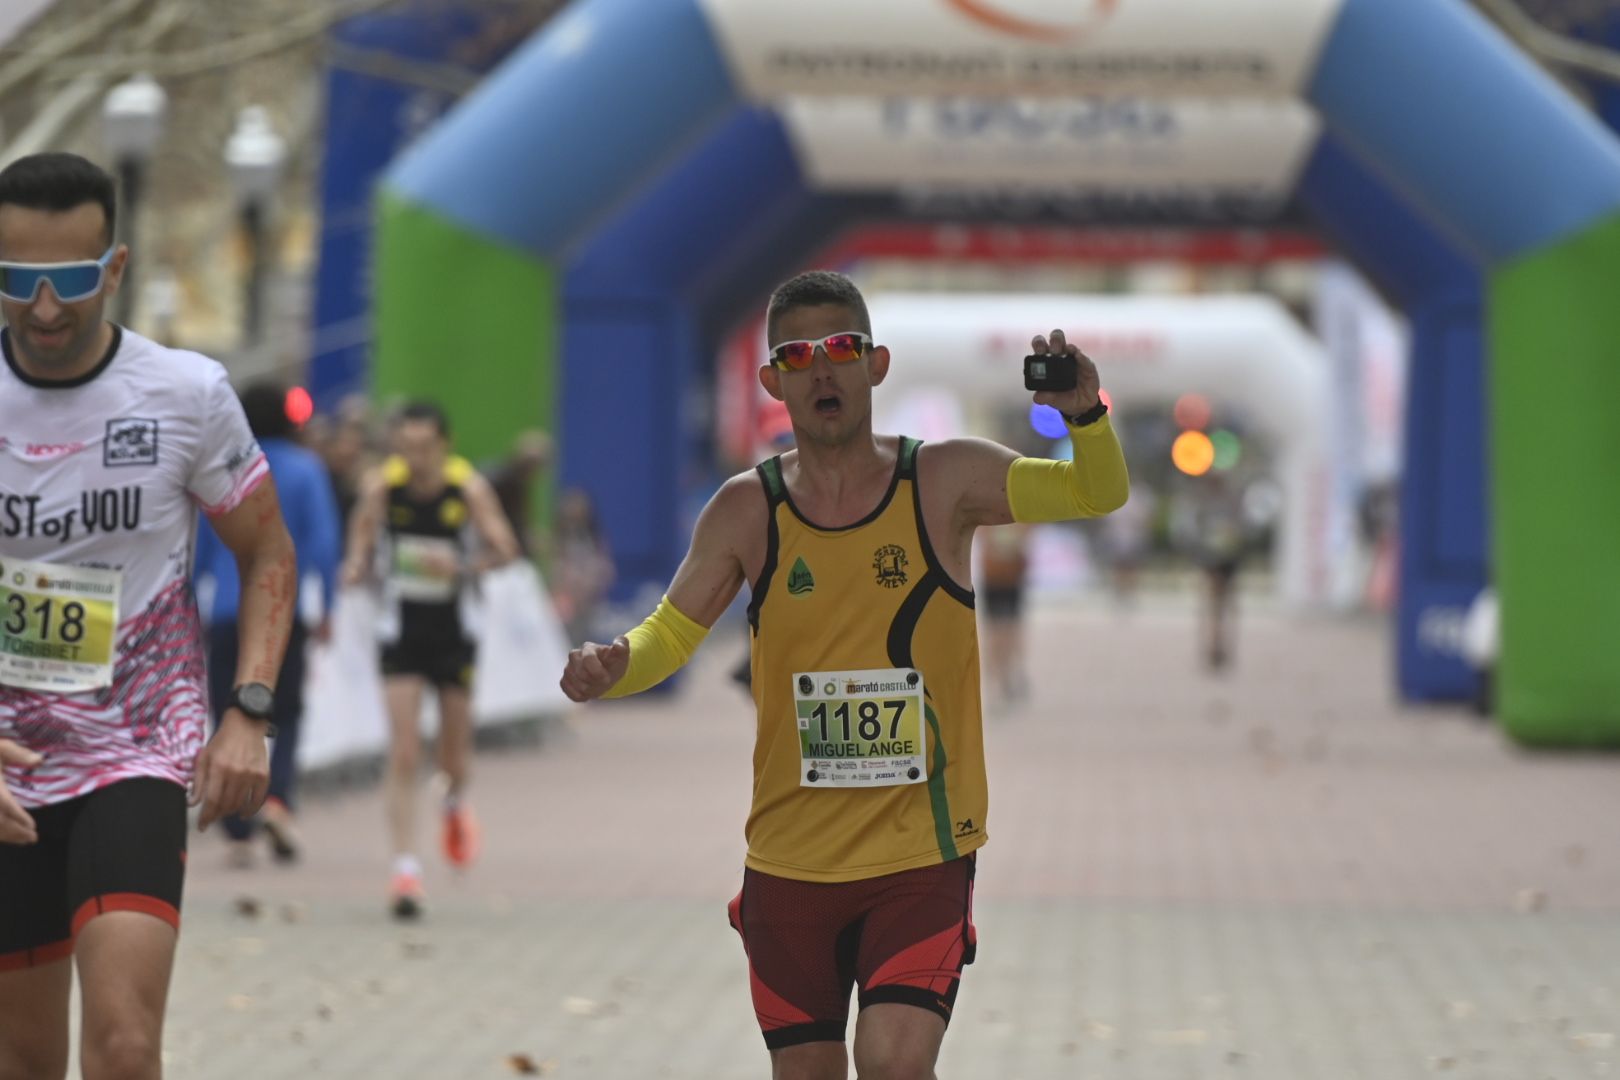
<box><xmin>390</xmin><ymin>871</ymin><xmax>424</xmax><ymax>921</ymax></box>
<box><xmin>441</xmin><ymin>802</ymin><xmax>481</xmax><ymax>869</ymax></box>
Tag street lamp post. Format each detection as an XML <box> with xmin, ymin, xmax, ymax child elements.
<box><xmin>101</xmin><ymin>74</ymin><xmax>167</xmax><ymax>327</ymax></box>
<box><xmin>224</xmin><ymin>106</ymin><xmax>286</xmax><ymax>351</ymax></box>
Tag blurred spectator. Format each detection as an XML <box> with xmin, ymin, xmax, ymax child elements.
<box><xmin>550</xmin><ymin>488</ymin><xmax>614</xmax><ymax>646</ymax></box>
<box><xmin>1359</xmin><ymin>482</ymin><xmax>1399</xmax><ymax>612</ymax></box>
<box><xmin>484</xmin><ymin>428</ymin><xmax>553</xmax><ymax>560</ymax></box>
<box><xmin>1189</xmin><ymin>474</ymin><xmax>1249</xmax><ymax>672</ymax></box>
<box><xmin>321</xmin><ymin>393</ymin><xmax>374</xmax><ymax>533</ymax></box>
<box><xmin>979</xmin><ymin>523</ymin><xmax>1031</xmax><ymax>705</ymax></box>
<box><xmin>1461</xmin><ymin>586</ymin><xmax>1498</xmax><ymax>718</ymax></box>
<box><xmin>194</xmin><ymin>380</ymin><xmax>342</xmax><ymax>867</ymax></box>
<box><xmin>1101</xmin><ymin>486</ymin><xmax>1157</xmax><ymax>610</ymax></box>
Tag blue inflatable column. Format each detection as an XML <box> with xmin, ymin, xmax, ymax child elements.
<box><xmin>558</xmin><ymin>287</ymin><xmax>702</xmax><ymax>604</ymax></box>
<box><xmin>1296</xmin><ymin>136</ymin><xmax>1487</xmax><ymax>701</ymax></box>
<box><xmin>1398</xmin><ymin>290</ymin><xmax>1489</xmax><ymax>699</ymax></box>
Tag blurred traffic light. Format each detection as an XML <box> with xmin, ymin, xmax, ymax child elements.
<box><xmin>1172</xmin><ymin>392</ymin><xmax>1210</xmax><ymax>431</ymax></box>
<box><xmin>1172</xmin><ymin>430</ymin><xmax>1215</xmax><ymax>476</ymax></box>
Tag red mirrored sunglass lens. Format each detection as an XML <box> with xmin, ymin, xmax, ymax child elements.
<box><xmin>821</xmin><ymin>334</ymin><xmax>865</xmax><ymax>362</ymax></box>
<box><xmin>775</xmin><ymin>343</ymin><xmax>816</xmax><ymax>369</ymax></box>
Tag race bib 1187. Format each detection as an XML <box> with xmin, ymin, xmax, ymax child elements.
<box><xmin>794</xmin><ymin>667</ymin><xmax>927</xmax><ymax>789</ymax></box>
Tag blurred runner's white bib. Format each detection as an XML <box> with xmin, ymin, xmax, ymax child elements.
<box><xmin>388</xmin><ymin>535</ymin><xmax>459</xmax><ymax>602</ymax></box>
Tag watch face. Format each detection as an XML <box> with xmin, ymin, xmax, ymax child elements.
<box><xmin>237</xmin><ymin>683</ymin><xmax>274</xmax><ymax>717</ymax></box>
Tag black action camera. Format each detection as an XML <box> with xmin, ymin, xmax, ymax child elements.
<box><xmin>1024</xmin><ymin>352</ymin><xmax>1078</xmax><ymax>392</ymax></box>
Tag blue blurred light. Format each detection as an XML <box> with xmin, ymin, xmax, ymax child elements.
<box><xmin>1030</xmin><ymin>402</ymin><xmax>1068</xmax><ymax>439</ymax></box>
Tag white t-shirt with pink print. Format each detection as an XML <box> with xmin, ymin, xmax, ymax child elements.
<box><xmin>0</xmin><ymin>326</ymin><xmax>267</xmax><ymax>808</ymax></box>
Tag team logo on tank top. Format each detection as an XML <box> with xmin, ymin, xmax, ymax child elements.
<box><xmin>787</xmin><ymin>556</ymin><xmax>815</xmax><ymax>596</ymax></box>
<box><xmin>873</xmin><ymin>544</ymin><xmax>909</xmax><ymax>589</ymax></box>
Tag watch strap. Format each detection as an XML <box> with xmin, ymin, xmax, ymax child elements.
<box><xmin>1062</xmin><ymin>400</ymin><xmax>1109</xmax><ymax>428</ymax></box>
<box><xmin>229</xmin><ymin>683</ymin><xmax>278</xmax><ymax>737</ymax></box>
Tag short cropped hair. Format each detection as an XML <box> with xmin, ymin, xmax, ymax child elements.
<box><xmin>398</xmin><ymin>399</ymin><xmax>450</xmax><ymax>438</ymax></box>
<box><xmin>0</xmin><ymin>153</ymin><xmax>118</xmax><ymax>246</ymax></box>
<box><xmin>766</xmin><ymin>270</ymin><xmax>871</xmax><ymax>342</ymax></box>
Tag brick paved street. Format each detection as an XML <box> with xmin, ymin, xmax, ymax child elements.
<box><xmin>132</xmin><ymin>599</ymin><xmax>1618</xmax><ymax>1079</ymax></box>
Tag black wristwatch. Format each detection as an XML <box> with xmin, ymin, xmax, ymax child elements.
<box><xmin>1062</xmin><ymin>400</ymin><xmax>1109</xmax><ymax>428</ymax></box>
<box><xmin>229</xmin><ymin>683</ymin><xmax>278</xmax><ymax>737</ymax></box>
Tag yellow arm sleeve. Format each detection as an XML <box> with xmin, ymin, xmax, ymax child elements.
<box><xmin>602</xmin><ymin>595</ymin><xmax>710</xmax><ymax>698</ymax></box>
<box><xmin>1007</xmin><ymin>413</ymin><xmax>1130</xmax><ymax>523</ymax></box>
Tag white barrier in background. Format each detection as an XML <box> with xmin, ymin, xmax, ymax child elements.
<box><xmin>297</xmin><ymin>561</ymin><xmax>574</xmax><ymax>771</ymax></box>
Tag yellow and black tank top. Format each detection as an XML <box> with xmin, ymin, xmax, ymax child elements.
<box><xmin>744</xmin><ymin>437</ymin><xmax>988</xmax><ymax>883</ymax></box>
<box><xmin>381</xmin><ymin>454</ymin><xmax>475</xmax><ymax>609</ymax></box>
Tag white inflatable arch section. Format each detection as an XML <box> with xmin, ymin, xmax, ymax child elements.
<box><xmin>865</xmin><ymin>292</ymin><xmax>1335</xmax><ymax>608</ymax></box>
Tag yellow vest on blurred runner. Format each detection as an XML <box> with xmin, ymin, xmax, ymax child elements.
<box><xmin>744</xmin><ymin>437</ymin><xmax>988</xmax><ymax>883</ymax></box>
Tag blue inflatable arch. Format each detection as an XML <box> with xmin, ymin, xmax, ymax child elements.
<box><xmin>371</xmin><ymin>0</ymin><xmax>1620</xmax><ymax>744</ymax></box>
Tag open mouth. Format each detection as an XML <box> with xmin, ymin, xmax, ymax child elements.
<box><xmin>813</xmin><ymin>393</ymin><xmax>842</xmax><ymax>416</ymax></box>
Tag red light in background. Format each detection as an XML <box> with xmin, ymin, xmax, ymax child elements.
<box><xmin>285</xmin><ymin>386</ymin><xmax>314</xmax><ymax>427</ymax></box>
<box><xmin>1172</xmin><ymin>392</ymin><xmax>1210</xmax><ymax>431</ymax></box>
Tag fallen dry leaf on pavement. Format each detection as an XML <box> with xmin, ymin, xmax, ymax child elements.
<box><xmin>506</xmin><ymin>1054</ymin><xmax>557</xmax><ymax>1075</ymax></box>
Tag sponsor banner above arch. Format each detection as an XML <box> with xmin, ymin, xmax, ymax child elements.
<box><xmin>781</xmin><ymin>96</ymin><xmax>1320</xmax><ymax>194</ymax></box>
<box><xmin>697</xmin><ymin>0</ymin><xmax>1343</xmax><ymax>98</ymax></box>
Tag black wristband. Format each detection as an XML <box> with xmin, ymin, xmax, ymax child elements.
<box><xmin>1062</xmin><ymin>400</ymin><xmax>1109</xmax><ymax>428</ymax></box>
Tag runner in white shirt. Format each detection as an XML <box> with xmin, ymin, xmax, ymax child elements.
<box><xmin>0</xmin><ymin>152</ymin><xmax>296</xmax><ymax>1080</ymax></box>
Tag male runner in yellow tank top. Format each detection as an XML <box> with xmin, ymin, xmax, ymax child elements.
<box><xmin>560</xmin><ymin>270</ymin><xmax>1128</xmax><ymax>1079</ymax></box>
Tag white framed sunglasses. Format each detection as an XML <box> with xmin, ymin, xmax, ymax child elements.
<box><xmin>0</xmin><ymin>245</ymin><xmax>117</xmax><ymax>304</ymax></box>
<box><xmin>768</xmin><ymin>331</ymin><xmax>872</xmax><ymax>371</ymax></box>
